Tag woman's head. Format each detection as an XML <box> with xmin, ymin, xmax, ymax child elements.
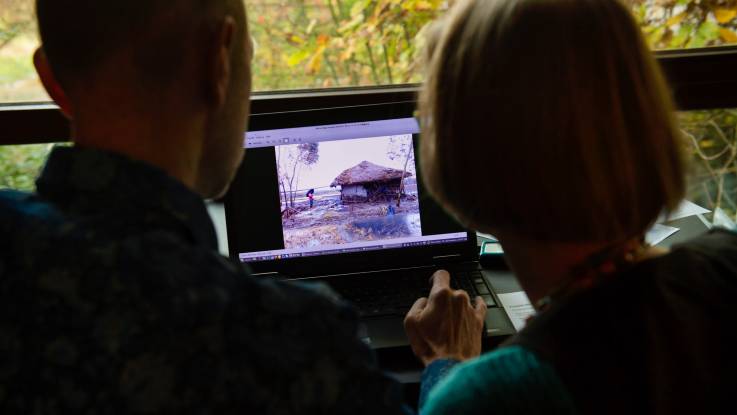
<box><xmin>420</xmin><ymin>0</ymin><xmax>685</xmax><ymax>243</ymax></box>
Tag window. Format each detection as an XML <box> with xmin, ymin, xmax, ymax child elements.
<box><xmin>248</xmin><ymin>0</ymin><xmax>445</xmax><ymax>91</ymax></box>
<box><xmin>680</xmin><ymin>108</ymin><xmax>737</xmax><ymax>222</ymax></box>
<box><xmin>2</xmin><ymin>0</ymin><xmax>737</xmax><ymax>102</ymax></box>
<box><xmin>1</xmin><ymin>0</ymin><xmax>736</xmax><ymax>226</ymax></box>
<box><xmin>0</xmin><ymin>143</ymin><xmax>54</xmax><ymax>191</ymax></box>
<box><xmin>0</xmin><ymin>0</ymin><xmax>43</xmax><ymax>102</ymax></box>
<box><xmin>634</xmin><ymin>0</ymin><xmax>737</xmax><ymax>49</ymax></box>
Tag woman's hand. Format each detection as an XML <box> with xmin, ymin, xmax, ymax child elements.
<box><xmin>404</xmin><ymin>270</ymin><xmax>487</xmax><ymax>366</ymax></box>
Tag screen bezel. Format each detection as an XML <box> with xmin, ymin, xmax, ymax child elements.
<box><xmin>224</xmin><ymin>101</ymin><xmax>479</xmax><ymax>278</ymax></box>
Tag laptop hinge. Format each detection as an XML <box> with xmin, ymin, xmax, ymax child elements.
<box><xmin>250</xmin><ymin>271</ymin><xmax>284</xmax><ymax>279</ymax></box>
<box><xmin>433</xmin><ymin>254</ymin><xmax>463</xmax><ymax>266</ymax></box>
<box><xmin>297</xmin><ymin>264</ymin><xmax>437</xmax><ymax>281</ymax></box>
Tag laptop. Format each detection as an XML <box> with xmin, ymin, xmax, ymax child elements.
<box><xmin>224</xmin><ymin>102</ymin><xmax>515</xmax><ymax>348</ymax></box>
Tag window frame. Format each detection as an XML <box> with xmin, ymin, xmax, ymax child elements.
<box><xmin>1</xmin><ymin>47</ymin><xmax>737</xmax><ymax>146</ymax></box>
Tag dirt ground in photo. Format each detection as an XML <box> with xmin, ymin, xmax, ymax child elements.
<box><xmin>282</xmin><ymin>196</ymin><xmax>422</xmax><ymax>249</ymax></box>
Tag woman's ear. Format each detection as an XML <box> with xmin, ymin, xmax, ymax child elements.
<box><xmin>34</xmin><ymin>47</ymin><xmax>73</xmax><ymax>119</ymax></box>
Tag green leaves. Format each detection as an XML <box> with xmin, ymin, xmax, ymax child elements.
<box><xmin>719</xmin><ymin>27</ymin><xmax>737</xmax><ymax>42</ymax></box>
<box><xmin>350</xmin><ymin>0</ymin><xmax>372</xmax><ymax>18</ymax></box>
<box><xmin>634</xmin><ymin>0</ymin><xmax>737</xmax><ymax>49</ymax></box>
<box><xmin>287</xmin><ymin>49</ymin><xmax>311</xmax><ymax>67</ymax></box>
<box><xmin>248</xmin><ymin>0</ymin><xmax>737</xmax><ymax>92</ymax></box>
<box><xmin>0</xmin><ymin>144</ymin><xmax>54</xmax><ymax>192</ymax></box>
<box><xmin>714</xmin><ymin>7</ymin><xmax>737</xmax><ymax>24</ymax></box>
<box><xmin>248</xmin><ymin>0</ymin><xmax>447</xmax><ymax>91</ymax></box>
<box><xmin>692</xmin><ymin>21</ymin><xmax>720</xmax><ymax>47</ymax></box>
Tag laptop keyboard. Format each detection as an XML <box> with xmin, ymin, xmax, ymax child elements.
<box><xmin>327</xmin><ymin>267</ymin><xmax>497</xmax><ymax>319</ymax></box>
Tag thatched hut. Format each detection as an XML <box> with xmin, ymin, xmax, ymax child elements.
<box><xmin>331</xmin><ymin>161</ymin><xmax>412</xmax><ymax>203</ymax></box>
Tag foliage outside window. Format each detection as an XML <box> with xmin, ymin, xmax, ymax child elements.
<box><xmin>2</xmin><ymin>0</ymin><xmax>737</xmax><ymax>100</ymax></box>
<box><xmin>252</xmin><ymin>0</ymin><xmax>737</xmax><ymax>90</ymax></box>
<box><xmin>0</xmin><ymin>0</ymin><xmax>37</xmax><ymax>102</ymax></box>
<box><xmin>633</xmin><ymin>0</ymin><xmax>737</xmax><ymax>49</ymax></box>
<box><xmin>0</xmin><ymin>143</ymin><xmax>53</xmax><ymax>190</ymax></box>
<box><xmin>0</xmin><ymin>0</ymin><xmax>736</xmax><ymax>227</ymax></box>
<box><xmin>249</xmin><ymin>0</ymin><xmax>444</xmax><ymax>90</ymax></box>
<box><xmin>680</xmin><ymin>109</ymin><xmax>737</xmax><ymax>222</ymax></box>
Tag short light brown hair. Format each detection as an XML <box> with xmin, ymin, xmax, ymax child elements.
<box><xmin>420</xmin><ymin>0</ymin><xmax>685</xmax><ymax>243</ymax></box>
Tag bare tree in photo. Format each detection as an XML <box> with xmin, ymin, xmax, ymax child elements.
<box><xmin>277</xmin><ymin>147</ymin><xmax>298</xmax><ymax>212</ymax></box>
<box><xmin>387</xmin><ymin>136</ymin><xmax>415</xmax><ymax>207</ymax></box>
<box><xmin>277</xmin><ymin>143</ymin><xmax>320</xmax><ymax>214</ymax></box>
<box><xmin>276</xmin><ymin>146</ymin><xmax>290</xmax><ymax>212</ymax></box>
<box><xmin>294</xmin><ymin>142</ymin><xmax>320</xmax><ymax>205</ymax></box>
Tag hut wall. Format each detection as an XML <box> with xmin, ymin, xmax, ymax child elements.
<box><xmin>365</xmin><ymin>179</ymin><xmax>402</xmax><ymax>201</ymax></box>
<box><xmin>341</xmin><ymin>184</ymin><xmax>368</xmax><ymax>203</ymax></box>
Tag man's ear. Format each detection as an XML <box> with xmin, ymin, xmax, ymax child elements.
<box><xmin>34</xmin><ymin>48</ymin><xmax>73</xmax><ymax>119</ymax></box>
<box><xmin>207</xmin><ymin>16</ymin><xmax>236</xmax><ymax>109</ymax></box>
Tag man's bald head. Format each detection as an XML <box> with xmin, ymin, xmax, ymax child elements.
<box><xmin>36</xmin><ymin>0</ymin><xmax>246</xmax><ymax>92</ymax></box>
<box><xmin>35</xmin><ymin>0</ymin><xmax>252</xmax><ymax>199</ymax></box>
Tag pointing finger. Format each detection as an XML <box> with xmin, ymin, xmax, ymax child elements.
<box><xmin>405</xmin><ymin>297</ymin><xmax>428</xmax><ymax>324</ymax></box>
<box><xmin>474</xmin><ymin>296</ymin><xmax>488</xmax><ymax>321</ymax></box>
<box><xmin>429</xmin><ymin>270</ymin><xmax>451</xmax><ymax>297</ymax></box>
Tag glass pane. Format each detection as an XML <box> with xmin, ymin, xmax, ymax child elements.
<box><xmin>1</xmin><ymin>0</ymin><xmax>737</xmax><ymax>101</ymax></box>
<box><xmin>249</xmin><ymin>0</ymin><xmax>737</xmax><ymax>91</ymax></box>
<box><xmin>0</xmin><ymin>144</ymin><xmax>53</xmax><ymax>192</ymax></box>
<box><xmin>248</xmin><ymin>0</ymin><xmax>446</xmax><ymax>91</ymax></box>
<box><xmin>0</xmin><ymin>0</ymin><xmax>47</xmax><ymax>102</ymax></box>
<box><xmin>630</xmin><ymin>0</ymin><xmax>737</xmax><ymax>50</ymax></box>
<box><xmin>680</xmin><ymin>108</ymin><xmax>737</xmax><ymax>225</ymax></box>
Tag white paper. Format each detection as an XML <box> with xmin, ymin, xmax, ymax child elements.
<box><xmin>658</xmin><ymin>200</ymin><xmax>711</xmax><ymax>223</ymax></box>
<box><xmin>477</xmin><ymin>232</ymin><xmax>498</xmax><ymax>241</ymax></box>
<box><xmin>713</xmin><ymin>208</ymin><xmax>737</xmax><ymax>231</ymax></box>
<box><xmin>498</xmin><ymin>291</ymin><xmax>536</xmax><ymax>332</ymax></box>
<box><xmin>645</xmin><ymin>224</ymin><xmax>680</xmax><ymax>246</ymax></box>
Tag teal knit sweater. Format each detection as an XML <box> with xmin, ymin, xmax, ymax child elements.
<box><xmin>421</xmin><ymin>346</ymin><xmax>578</xmax><ymax>415</ymax></box>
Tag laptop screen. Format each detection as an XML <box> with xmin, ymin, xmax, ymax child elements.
<box><xmin>224</xmin><ymin>104</ymin><xmax>475</xmax><ymax>276</ymax></box>
<box><xmin>236</xmin><ymin>117</ymin><xmax>467</xmax><ymax>263</ymax></box>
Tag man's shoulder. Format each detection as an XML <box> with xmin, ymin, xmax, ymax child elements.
<box><xmin>0</xmin><ymin>203</ymin><xmax>406</xmax><ymax>413</ymax></box>
<box><xmin>0</xmin><ymin>187</ymin><xmax>342</xmax><ymax>312</ymax></box>
<box><xmin>113</xmin><ymin>230</ymin><xmax>350</xmax><ymax>311</ymax></box>
<box><xmin>0</xmin><ymin>189</ymin><xmax>67</xmax><ymax>256</ymax></box>
<box><xmin>0</xmin><ymin>189</ymin><xmax>33</xmax><ymax>205</ymax></box>
<box><xmin>228</xmin><ymin>272</ymin><xmax>361</xmax><ymax>342</ymax></box>
<box><xmin>0</xmin><ymin>189</ymin><xmax>61</xmax><ymax>224</ymax></box>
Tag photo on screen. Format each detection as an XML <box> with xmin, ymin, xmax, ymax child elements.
<box><xmin>275</xmin><ymin>135</ymin><xmax>422</xmax><ymax>250</ymax></box>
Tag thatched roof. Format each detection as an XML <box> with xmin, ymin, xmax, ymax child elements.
<box><xmin>331</xmin><ymin>161</ymin><xmax>412</xmax><ymax>187</ymax></box>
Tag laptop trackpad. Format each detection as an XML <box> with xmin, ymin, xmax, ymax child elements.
<box><xmin>361</xmin><ymin>318</ymin><xmax>409</xmax><ymax>349</ymax></box>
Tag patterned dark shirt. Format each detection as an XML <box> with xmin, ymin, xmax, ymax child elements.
<box><xmin>0</xmin><ymin>146</ymin><xmax>413</xmax><ymax>414</ymax></box>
